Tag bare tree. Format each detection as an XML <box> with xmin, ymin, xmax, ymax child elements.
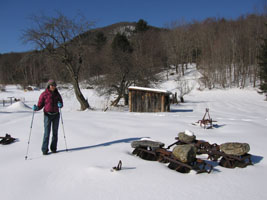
<box><xmin>132</xmin><ymin>29</ymin><xmax>163</xmax><ymax>84</ymax></box>
<box><xmin>0</xmin><ymin>53</ymin><xmax>23</xmax><ymax>84</ymax></box>
<box><xmin>164</xmin><ymin>20</ymin><xmax>195</xmax><ymax>76</ymax></box>
<box><xmin>22</xmin><ymin>12</ymin><xmax>94</xmax><ymax>110</ymax></box>
<box><xmin>17</xmin><ymin>51</ymin><xmax>50</xmax><ymax>87</ymax></box>
<box><xmin>107</xmin><ymin>33</ymin><xmax>133</xmax><ymax>106</ymax></box>
<box><xmin>176</xmin><ymin>78</ymin><xmax>194</xmax><ymax>103</ymax></box>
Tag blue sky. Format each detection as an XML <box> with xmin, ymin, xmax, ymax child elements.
<box><xmin>0</xmin><ymin>0</ymin><xmax>263</xmax><ymax>54</ymax></box>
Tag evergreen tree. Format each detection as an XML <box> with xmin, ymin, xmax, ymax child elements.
<box><xmin>135</xmin><ymin>19</ymin><xmax>149</xmax><ymax>33</ymax></box>
<box><xmin>94</xmin><ymin>31</ymin><xmax>107</xmax><ymax>50</ymax></box>
<box><xmin>112</xmin><ymin>33</ymin><xmax>132</xmax><ymax>53</ymax></box>
<box><xmin>259</xmin><ymin>29</ymin><xmax>267</xmax><ymax>91</ymax></box>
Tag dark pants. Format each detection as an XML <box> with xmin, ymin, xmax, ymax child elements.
<box><xmin>42</xmin><ymin>113</ymin><xmax>60</xmax><ymax>153</ymax></box>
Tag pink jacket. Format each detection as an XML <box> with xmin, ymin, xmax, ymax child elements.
<box><xmin>37</xmin><ymin>88</ymin><xmax>63</xmax><ymax>113</ymax></box>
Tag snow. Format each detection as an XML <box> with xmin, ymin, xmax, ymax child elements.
<box><xmin>129</xmin><ymin>86</ymin><xmax>171</xmax><ymax>93</ymax></box>
<box><xmin>1</xmin><ymin>66</ymin><xmax>267</xmax><ymax>200</ymax></box>
<box><xmin>6</xmin><ymin>101</ymin><xmax>32</xmax><ymax>112</ymax></box>
<box><xmin>113</xmin><ymin>25</ymin><xmax>135</xmax><ymax>37</ymax></box>
<box><xmin>185</xmin><ymin>129</ymin><xmax>194</xmax><ymax>136</ymax></box>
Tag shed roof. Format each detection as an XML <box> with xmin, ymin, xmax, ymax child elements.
<box><xmin>128</xmin><ymin>86</ymin><xmax>171</xmax><ymax>94</ymax></box>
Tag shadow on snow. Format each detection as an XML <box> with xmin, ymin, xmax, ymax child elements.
<box><xmin>59</xmin><ymin>137</ymin><xmax>144</xmax><ymax>153</ymax></box>
<box><xmin>251</xmin><ymin>155</ymin><xmax>264</xmax><ymax>164</ymax></box>
<box><xmin>170</xmin><ymin>109</ymin><xmax>193</xmax><ymax>113</ymax></box>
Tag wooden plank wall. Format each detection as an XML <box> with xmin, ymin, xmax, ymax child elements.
<box><xmin>129</xmin><ymin>89</ymin><xmax>170</xmax><ymax>112</ymax></box>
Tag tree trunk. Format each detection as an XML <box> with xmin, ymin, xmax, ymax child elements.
<box><xmin>111</xmin><ymin>95</ymin><xmax>122</xmax><ymax>106</ymax></box>
<box><xmin>181</xmin><ymin>63</ymin><xmax>185</xmax><ymax>76</ymax></box>
<box><xmin>110</xmin><ymin>75</ymin><xmax>127</xmax><ymax>107</ymax></box>
<box><xmin>124</xmin><ymin>93</ymin><xmax>129</xmax><ymax>106</ymax></box>
<box><xmin>72</xmin><ymin>78</ymin><xmax>90</xmax><ymax>110</ymax></box>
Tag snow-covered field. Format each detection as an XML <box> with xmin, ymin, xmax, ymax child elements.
<box><xmin>1</xmin><ymin>69</ymin><xmax>267</xmax><ymax>200</ymax></box>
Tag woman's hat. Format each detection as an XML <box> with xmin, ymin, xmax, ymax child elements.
<box><xmin>47</xmin><ymin>79</ymin><xmax>57</xmax><ymax>87</ymax></box>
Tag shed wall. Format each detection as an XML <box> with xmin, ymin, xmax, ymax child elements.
<box><xmin>129</xmin><ymin>89</ymin><xmax>170</xmax><ymax>112</ymax></box>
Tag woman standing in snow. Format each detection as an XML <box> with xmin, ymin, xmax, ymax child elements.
<box><xmin>33</xmin><ymin>80</ymin><xmax>63</xmax><ymax>155</ymax></box>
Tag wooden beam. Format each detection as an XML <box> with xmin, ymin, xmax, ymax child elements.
<box><xmin>161</xmin><ymin>94</ymin><xmax>165</xmax><ymax>112</ymax></box>
<box><xmin>129</xmin><ymin>90</ymin><xmax>132</xmax><ymax>112</ymax></box>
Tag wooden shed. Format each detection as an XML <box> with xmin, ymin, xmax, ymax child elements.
<box><xmin>128</xmin><ymin>86</ymin><xmax>171</xmax><ymax>112</ymax></box>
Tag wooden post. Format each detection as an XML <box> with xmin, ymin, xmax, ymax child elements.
<box><xmin>129</xmin><ymin>90</ymin><xmax>132</xmax><ymax>112</ymax></box>
<box><xmin>161</xmin><ymin>94</ymin><xmax>165</xmax><ymax>112</ymax></box>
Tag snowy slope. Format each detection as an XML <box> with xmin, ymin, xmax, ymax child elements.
<box><xmin>0</xmin><ymin>66</ymin><xmax>267</xmax><ymax>200</ymax></box>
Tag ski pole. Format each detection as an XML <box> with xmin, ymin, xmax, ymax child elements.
<box><xmin>25</xmin><ymin>110</ymin><xmax>35</xmax><ymax>160</ymax></box>
<box><xmin>59</xmin><ymin>107</ymin><xmax>68</xmax><ymax>151</ymax></box>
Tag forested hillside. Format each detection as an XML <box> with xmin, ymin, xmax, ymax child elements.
<box><xmin>0</xmin><ymin>13</ymin><xmax>266</xmax><ymax>92</ymax></box>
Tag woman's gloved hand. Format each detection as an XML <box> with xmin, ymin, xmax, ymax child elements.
<box><xmin>57</xmin><ymin>102</ymin><xmax>63</xmax><ymax>108</ymax></box>
<box><xmin>33</xmin><ymin>105</ymin><xmax>38</xmax><ymax>111</ymax></box>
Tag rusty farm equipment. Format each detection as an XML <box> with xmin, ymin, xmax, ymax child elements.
<box><xmin>193</xmin><ymin>108</ymin><xmax>217</xmax><ymax>129</ymax></box>
<box><xmin>167</xmin><ymin>133</ymin><xmax>253</xmax><ymax>169</ymax></box>
<box><xmin>209</xmin><ymin>143</ymin><xmax>252</xmax><ymax>168</ymax></box>
<box><xmin>131</xmin><ymin>131</ymin><xmax>253</xmax><ymax>174</ymax></box>
<box><xmin>131</xmin><ymin>140</ymin><xmax>213</xmax><ymax>174</ymax></box>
